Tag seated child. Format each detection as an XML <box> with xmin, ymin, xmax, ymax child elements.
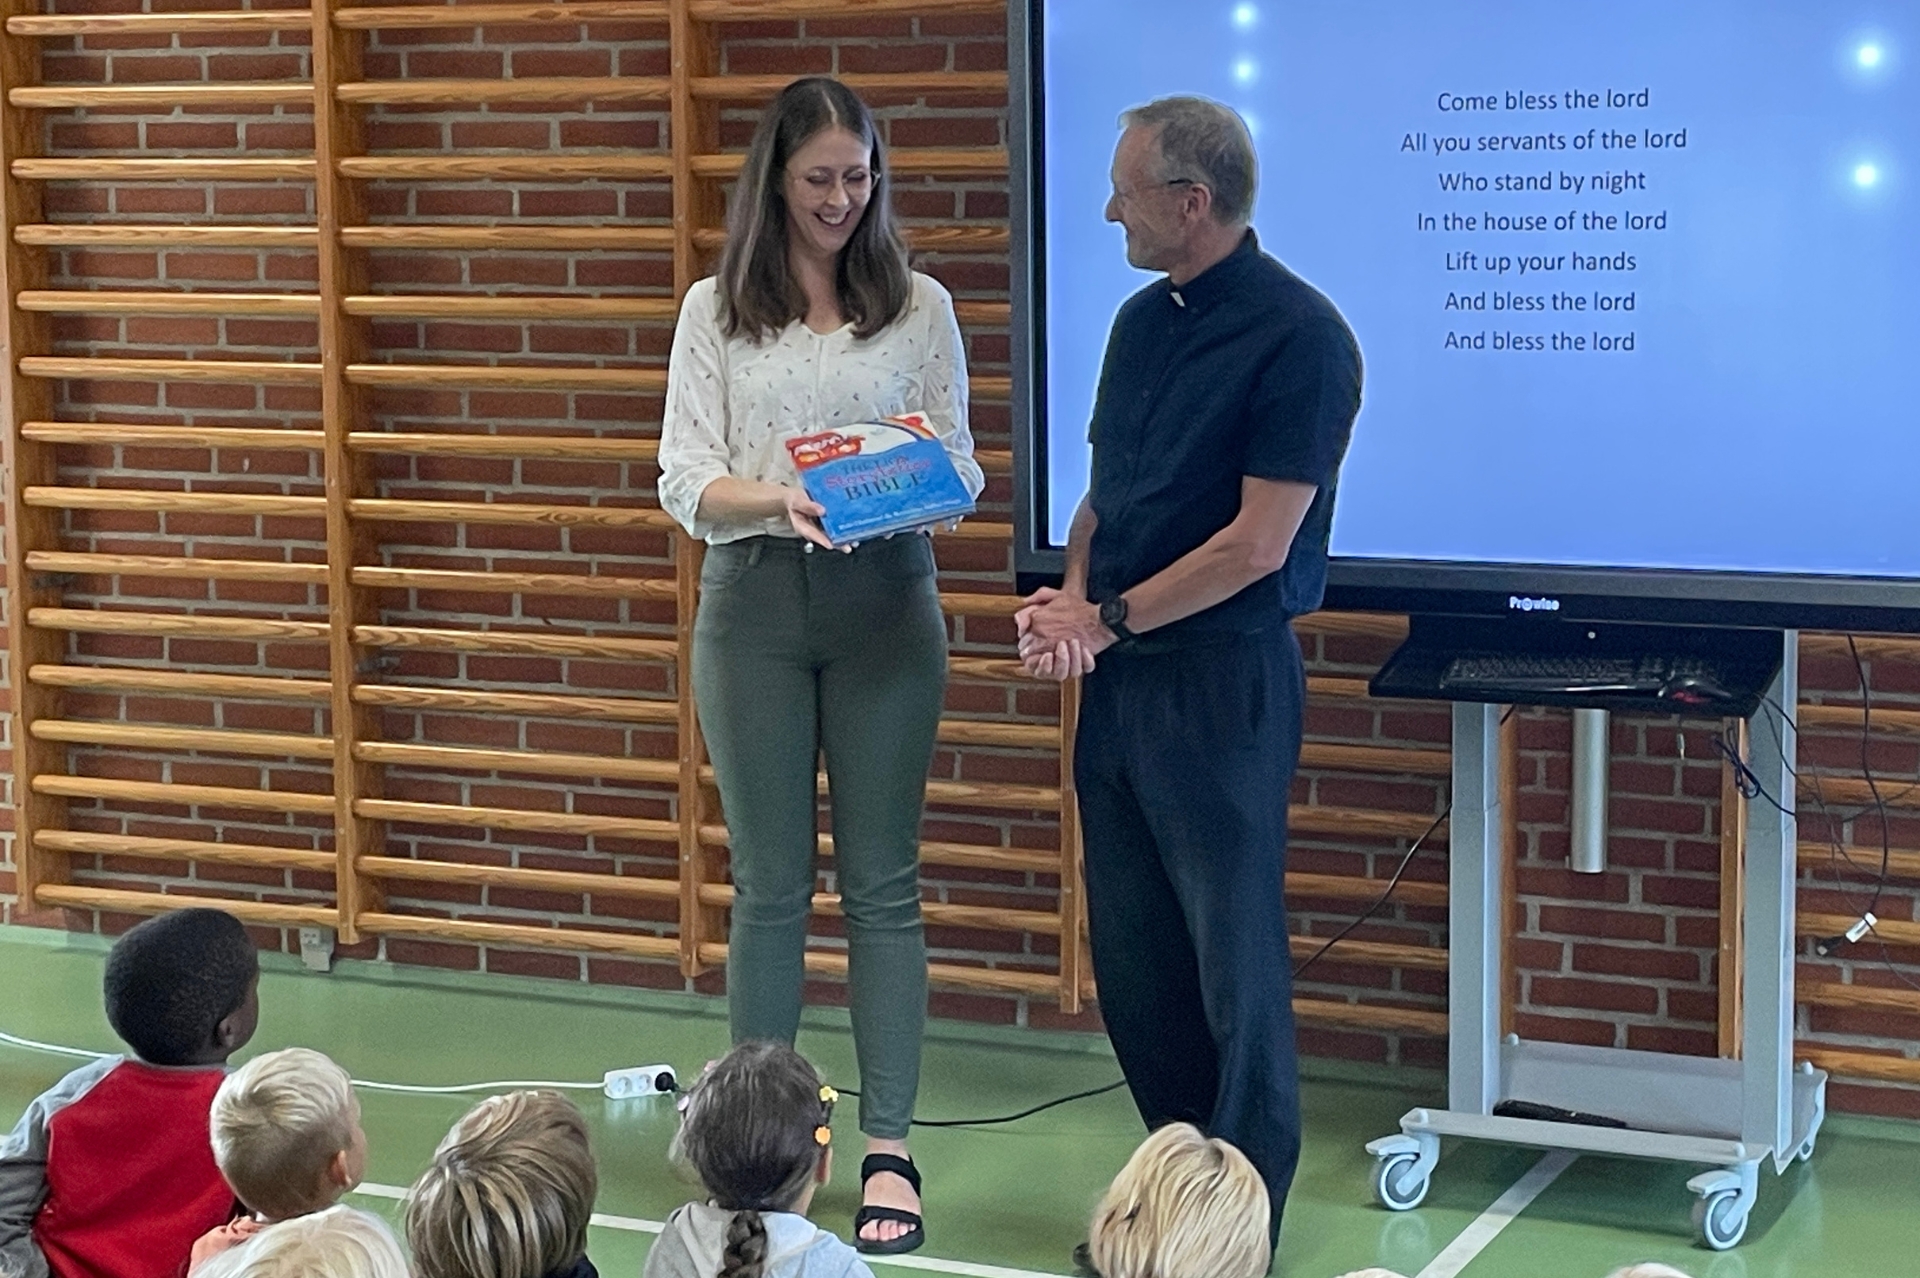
<box><xmin>406</xmin><ymin>1090</ymin><xmax>599</xmax><ymax>1278</ymax></box>
<box><xmin>1087</xmin><ymin>1123</ymin><xmax>1270</xmax><ymax>1278</ymax></box>
<box><xmin>645</xmin><ymin>1042</ymin><xmax>869</xmax><ymax>1278</ymax></box>
<box><xmin>197</xmin><ymin>1205</ymin><xmax>407</xmax><ymax>1278</ymax></box>
<box><xmin>190</xmin><ymin>1048</ymin><xmax>369</xmax><ymax>1269</ymax></box>
<box><xmin>0</xmin><ymin>909</ymin><xmax>259</xmax><ymax>1278</ymax></box>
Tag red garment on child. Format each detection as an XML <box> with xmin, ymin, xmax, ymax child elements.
<box><xmin>36</xmin><ymin>1059</ymin><xmax>236</xmax><ymax>1278</ymax></box>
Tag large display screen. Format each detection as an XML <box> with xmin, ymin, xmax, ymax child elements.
<box><xmin>1015</xmin><ymin>0</ymin><xmax>1919</xmax><ymax>626</ymax></box>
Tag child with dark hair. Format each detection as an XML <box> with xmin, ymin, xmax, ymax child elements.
<box><xmin>0</xmin><ymin>909</ymin><xmax>260</xmax><ymax>1278</ymax></box>
<box><xmin>645</xmin><ymin>1043</ymin><xmax>872</xmax><ymax>1278</ymax></box>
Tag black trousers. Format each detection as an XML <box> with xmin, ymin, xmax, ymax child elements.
<box><xmin>1075</xmin><ymin>627</ymin><xmax>1304</xmax><ymax>1242</ymax></box>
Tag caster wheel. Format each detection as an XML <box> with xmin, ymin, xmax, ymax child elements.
<box><xmin>1796</xmin><ymin>1136</ymin><xmax>1817</xmax><ymax>1163</ymax></box>
<box><xmin>1373</xmin><ymin>1152</ymin><xmax>1430</xmax><ymax>1211</ymax></box>
<box><xmin>1693</xmin><ymin>1190</ymin><xmax>1748</xmax><ymax>1250</ymax></box>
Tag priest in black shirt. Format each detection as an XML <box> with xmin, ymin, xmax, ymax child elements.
<box><xmin>1017</xmin><ymin>96</ymin><xmax>1362</xmax><ymax>1248</ymax></box>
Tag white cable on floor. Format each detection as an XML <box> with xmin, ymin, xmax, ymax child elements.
<box><xmin>0</xmin><ymin>1025</ymin><xmax>603</xmax><ymax>1094</ymax></box>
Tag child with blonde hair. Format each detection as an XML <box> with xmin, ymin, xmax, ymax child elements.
<box><xmin>191</xmin><ymin>1048</ymin><xmax>369</xmax><ymax>1268</ymax></box>
<box><xmin>406</xmin><ymin>1090</ymin><xmax>599</xmax><ymax>1278</ymax></box>
<box><xmin>1088</xmin><ymin>1124</ymin><xmax>1270</xmax><ymax>1278</ymax></box>
<box><xmin>645</xmin><ymin>1042</ymin><xmax>870</xmax><ymax>1278</ymax></box>
<box><xmin>198</xmin><ymin>1206</ymin><xmax>407</xmax><ymax>1278</ymax></box>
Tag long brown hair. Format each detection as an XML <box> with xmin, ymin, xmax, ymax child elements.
<box><xmin>717</xmin><ymin>76</ymin><xmax>911</xmax><ymax>341</ymax></box>
<box><xmin>671</xmin><ymin>1042</ymin><xmax>834</xmax><ymax>1278</ymax></box>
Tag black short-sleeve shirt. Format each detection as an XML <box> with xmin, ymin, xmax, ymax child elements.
<box><xmin>1086</xmin><ymin>230</ymin><xmax>1362</xmax><ymax>643</ymax></box>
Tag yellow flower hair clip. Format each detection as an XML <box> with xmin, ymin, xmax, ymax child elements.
<box><xmin>820</xmin><ymin>1085</ymin><xmax>839</xmax><ymax>1106</ymax></box>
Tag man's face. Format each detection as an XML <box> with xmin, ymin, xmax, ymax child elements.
<box><xmin>1105</xmin><ymin>126</ymin><xmax>1189</xmax><ymax>272</ymax></box>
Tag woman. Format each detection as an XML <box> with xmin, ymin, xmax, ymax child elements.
<box><xmin>658</xmin><ymin>77</ymin><xmax>982</xmax><ymax>1256</ymax></box>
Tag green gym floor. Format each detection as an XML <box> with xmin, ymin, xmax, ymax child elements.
<box><xmin>3</xmin><ymin>928</ymin><xmax>1916</xmax><ymax>1278</ymax></box>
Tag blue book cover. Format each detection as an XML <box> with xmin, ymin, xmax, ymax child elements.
<box><xmin>785</xmin><ymin>413</ymin><xmax>976</xmax><ymax>547</ymax></box>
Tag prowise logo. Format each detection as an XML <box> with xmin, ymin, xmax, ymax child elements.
<box><xmin>1509</xmin><ymin>595</ymin><xmax>1561</xmax><ymax>613</ymax></box>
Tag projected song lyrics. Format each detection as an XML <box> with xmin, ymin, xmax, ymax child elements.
<box><xmin>1405</xmin><ymin>85</ymin><xmax>1689</xmax><ymax>354</ymax></box>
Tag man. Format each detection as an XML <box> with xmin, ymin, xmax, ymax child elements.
<box><xmin>1018</xmin><ymin>96</ymin><xmax>1361</xmax><ymax>1246</ymax></box>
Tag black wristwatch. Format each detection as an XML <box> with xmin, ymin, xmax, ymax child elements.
<box><xmin>1098</xmin><ymin>595</ymin><xmax>1135</xmax><ymax>643</ymax></box>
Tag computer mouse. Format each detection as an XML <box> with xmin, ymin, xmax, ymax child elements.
<box><xmin>1659</xmin><ymin>673</ymin><xmax>1731</xmax><ymax>706</ymax></box>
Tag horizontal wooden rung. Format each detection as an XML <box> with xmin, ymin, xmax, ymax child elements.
<box><xmin>355</xmin><ymin>798</ymin><xmax>677</xmax><ymax>843</ymax></box>
<box><xmin>29</xmin><ymin>665</ymin><xmax>332</xmax><ymax>703</ymax></box>
<box><xmin>934</xmin><ymin>719</ymin><xmax>1055</xmax><ymax>750</ymax></box>
<box><xmin>940</xmin><ymin>593</ymin><xmax>1022</xmax><ymax>617</ymax></box>
<box><xmin>948</xmin><ymin>656</ymin><xmax>1028</xmax><ymax>683</ymax></box>
<box><xmin>1797</xmin><ymin>981</ymin><xmax>1920</xmax><ymax>1015</ymax></box>
<box><xmin>8</xmin><ymin>10</ymin><xmax>312</xmax><ymax>36</ymax></box>
<box><xmin>22</xmin><ymin>422</ymin><xmax>325</xmax><ymax>450</ymax></box>
<box><xmin>1293</xmin><ymin>999</ymin><xmax>1448</xmax><ymax>1037</ymax></box>
<box><xmin>346</xmin><ymin>431</ymin><xmax>656</xmax><ymax>461</ymax></box>
<box><xmin>355</xmin><ymin>740</ymin><xmax>678</xmax><ymax>784</ymax></box>
<box><xmin>339</xmin><ymin>224</ymin><xmax>672</xmax><ymax>251</ymax></box>
<box><xmin>13</xmin><ymin>158</ymin><xmax>316</xmax><ymax>182</ymax></box>
<box><xmin>1287</xmin><ymin>871</ymin><xmax>1447</xmax><ymax>908</ymax></box>
<box><xmin>691</xmin><ymin>225</ymin><xmax>1009</xmax><ymax>254</ymax></box>
<box><xmin>28</xmin><ymin>609</ymin><xmax>332</xmax><ymax>643</ymax></box>
<box><xmin>696</xmin><ymin>942</ymin><xmax>1059</xmax><ymax>998</ymax></box>
<box><xmin>687</xmin><ymin>0</ymin><xmax>1000</xmax><ymax>19</ymax></box>
<box><xmin>974</xmin><ymin>448</ymin><xmax>1012</xmax><ymax>476</ymax></box>
<box><xmin>697</xmin><ymin>881</ymin><xmax>1061</xmax><ymax>937</ymax></box>
<box><xmin>971</xmin><ymin>375</ymin><xmax>1011</xmax><ymax>401</ymax></box>
<box><xmin>691</xmin><ymin>148</ymin><xmax>1005</xmax><ymax>179</ymax></box>
<box><xmin>1295</xmin><ymin>612</ymin><xmax>1412</xmax><ymax>642</ymax></box>
<box><xmin>32</xmin><ymin>829</ymin><xmax>335</xmax><ymax>874</ymax></box>
<box><xmin>349</xmin><ymin>497</ymin><xmax>673</xmax><ymax>530</ymax></box>
<box><xmin>343</xmin><ymin>293</ymin><xmax>675</xmax><ymax>320</ymax></box>
<box><xmin>1795</xmin><ymin>1046</ymin><xmax>1920</xmax><ymax>1086</ymax></box>
<box><xmin>356</xmin><ymin>855</ymin><xmax>680</xmax><ymax>900</ymax></box>
<box><xmin>9</xmin><ymin>83</ymin><xmax>314</xmax><ymax>109</ymax></box>
<box><xmin>354</xmin><ymin>565</ymin><xmax>675</xmax><ymax>599</ymax></box>
<box><xmin>20</xmin><ymin>356</ymin><xmax>322</xmax><ymax>385</ymax></box>
<box><xmin>1796</xmin><ymin>702</ymin><xmax>1920</xmax><ymax>737</ymax></box>
<box><xmin>31</xmin><ymin>720</ymin><xmax>334</xmax><ymax>760</ymax></box>
<box><xmin>16</xmin><ymin>224</ymin><xmax>319</xmax><ymax>249</ymax></box>
<box><xmin>24</xmin><ymin>487</ymin><xmax>326</xmax><ymax>516</ymax></box>
<box><xmin>337</xmin><ymin>77</ymin><xmax>669</xmax><ymax>105</ymax></box>
<box><xmin>1797</xmin><ymin>841</ymin><xmax>1920</xmax><ymax>883</ymax></box>
<box><xmin>1291</xmin><ymin>804</ymin><xmax>1449</xmax><ymax>844</ymax></box>
<box><xmin>333</xmin><ymin>2</ymin><xmax>669</xmax><ymax>30</ymax></box>
<box><xmin>33</xmin><ymin>885</ymin><xmax>337</xmax><ymax>930</ymax></box>
<box><xmin>357</xmin><ymin>911</ymin><xmax>680</xmax><ymax>960</ymax></box>
<box><xmin>1308</xmin><ymin>675</ymin><xmax>1375</xmax><ymax>701</ymax></box>
<box><xmin>1798</xmin><ymin>775</ymin><xmax>1920</xmax><ymax>812</ymax></box>
<box><xmin>338</xmin><ymin>155</ymin><xmax>672</xmax><ymax>181</ymax></box>
<box><xmin>1801</xmin><ymin>911</ymin><xmax>1920</xmax><ymax>948</ymax></box>
<box><xmin>698</xmin><ymin>764</ymin><xmax>1059</xmax><ymax>811</ymax></box>
<box><xmin>353</xmin><ymin>683</ymin><xmax>676</xmax><ymax>723</ymax></box>
<box><xmin>352</xmin><ymin>624</ymin><xmax>676</xmax><ymax>662</ymax></box>
<box><xmin>32</xmin><ymin>774</ymin><xmax>335</xmax><ymax>815</ymax></box>
<box><xmin>1289</xmin><ymin>932</ymin><xmax>1448</xmax><ymax>971</ymax></box>
<box><xmin>16</xmin><ymin>290</ymin><xmax>318</xmax><ymax>316</ymax></box>
<box><xmin>1298</xmin><ymin>742</ymin><xmax>1452</xmax><ymax>778</ymax></box>
<box><xmin>25</xmin><ymin>551</ymin><xmax>328</xmax><ymax>585</ymax></box>
<box><xmin>344</xmin><ymin>363</ymin><xmax>665</xmax><ymax>392</ymax></box>
<box><xmin>689</xmin><ymin>72</ymin><xmax>1006</xmax><ymax>101</ymax></box>
<box><xmin>698</xmin><ymin>824</ymin><xmax>1059</xmax><ymax>875</ymax></box>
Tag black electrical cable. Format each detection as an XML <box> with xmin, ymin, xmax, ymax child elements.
<box><xmin>835</xmin><ymin>1078</ymin><xmax>1130</xmax><ymax>1129</ymax></box>
<box><xmin>1292</xmin><ymin>801</ymin><xmax>1452</xmax><ymax>981</ymax></box>
<box><xmin>1845</xmin><ymin>636</ymin><xmax>1896</xmax><ymax>923</ymax></box>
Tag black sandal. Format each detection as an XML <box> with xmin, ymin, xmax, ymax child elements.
<box><xmin>853</xmin><ymin>1152</ymin><xmax>926</xmax><ymax>1256</ymax></box>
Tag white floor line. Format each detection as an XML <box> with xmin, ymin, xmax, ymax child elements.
<box><xmin>1413</xmin><ymin>1149</ymin><xmax>1578</xmax><ymax>1278</ymax></box>
<box><xmin>353</xmin><ymin>1184</ymin><xmax>1067</xmax><ymax>1278</ymax></box>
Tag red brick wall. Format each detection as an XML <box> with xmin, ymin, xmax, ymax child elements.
<box><xmin>2</xmin><ymin>2</ymin><xmax>1916</xmax><ymax>1119</ymax></box>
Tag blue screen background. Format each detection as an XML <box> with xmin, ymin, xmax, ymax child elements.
<box><xmin>1041</xmin><ymin>1</ymin><xmax>1916</xmax><ymax>577</ymax></box>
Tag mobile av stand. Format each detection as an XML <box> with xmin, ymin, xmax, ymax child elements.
<box><xmin>1364</xmin><ymin>631</ymin><xmax>1826</xmax><ymax>1250</ymax></box>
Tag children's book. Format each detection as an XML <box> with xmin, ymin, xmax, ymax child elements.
<box><xmin>784</xmin><ymin>413</ymin><xmax>976</xmax><ymax>547</ymax></box>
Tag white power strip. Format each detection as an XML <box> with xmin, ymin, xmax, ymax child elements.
<box><xmin>602</xmin><ymin>1064</ymin><xmax>678</xmax><ymax>1099</ymax></box>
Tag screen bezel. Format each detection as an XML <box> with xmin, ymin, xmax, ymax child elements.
<box><xmin>1006</xmin><ymin>0</ymin><xmax>1920</xmax><ymax>633</ymax></box>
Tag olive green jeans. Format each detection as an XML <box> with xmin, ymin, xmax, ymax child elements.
<box><xmin>692</xmin><ymin>533</ymin><xmax>946</xmax><ymax>1139</ymax></box>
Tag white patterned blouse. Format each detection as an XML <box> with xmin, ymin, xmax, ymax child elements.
<box><xmin>658</xmin><ymin>271</ymin><xmax>985</xmax><ymax>543</ymax></box>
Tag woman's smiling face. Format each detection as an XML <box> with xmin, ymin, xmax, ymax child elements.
<box><xmin>785</xmin><ymin>126</ymin><xmax>875</xmax><ymax>260</ymax></box>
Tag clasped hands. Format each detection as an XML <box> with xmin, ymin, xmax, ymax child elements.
<box><xmin>1015</xmin><ymin>588</ymin><xmax>1115</xmax><ymax>681</ymax></box>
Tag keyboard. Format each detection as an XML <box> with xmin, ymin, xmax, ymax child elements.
<box><xmin>1441</xmin><ymin>653</ymin><xmax>1714</xmax><ymax>694</ymax></box>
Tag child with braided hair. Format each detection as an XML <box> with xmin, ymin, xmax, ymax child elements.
<box><xmin>645</xmin><ymin>1043</ymin><xmax>872</xmax><ymax>1278</ymax></box>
